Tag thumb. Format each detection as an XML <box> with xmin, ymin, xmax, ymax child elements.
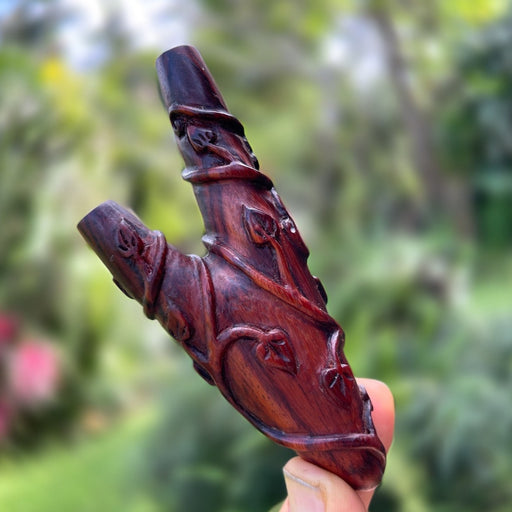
<box><xmin>280</xmin><ymin>457</ymin><xmax>367</xmax><ymax>512</ymax></box>
<box><xmin>279</xmin><ymin>379</ymin><xmax>394</xmax><ymax>512</ymax></box>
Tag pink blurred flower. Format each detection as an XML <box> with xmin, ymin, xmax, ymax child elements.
<box><xmin>7</xmin><ymin>340</ymin><xmax>61</xmax><ymax>406</ymax></box>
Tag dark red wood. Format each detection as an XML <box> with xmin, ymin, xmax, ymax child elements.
<box><xmin>77</xmin><ymin>45</ymin><xmax>386</xmax><ymax>490</ymax></box>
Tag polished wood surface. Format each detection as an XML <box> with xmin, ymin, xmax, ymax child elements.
<box><xmin>78</xmin><ymin>45</ymin><xmax>386</xmax><ymax>490</ymax></box>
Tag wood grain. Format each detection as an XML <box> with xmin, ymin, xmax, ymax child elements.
<box><xmin>77</xmin><ymin>45</ymin><xmax>386</xmax><ymax>490</ymax></box>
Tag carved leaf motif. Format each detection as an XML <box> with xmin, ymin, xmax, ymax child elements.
<box><xmin>187</xmin><ymin>125</ymin><xmax>217</xmax><ymax>152</ymax></box>
<box><xmin>322</xmin><ymin>364</ymin><xmax>355</xmax><ymax>404</ymax></box>
<box><xmin>164</xmin><ymin>301</ymin><xmax>191</xmax><ymax>342</ymax></box>
<box><xmin>244</xmin><ymin>206</ymin><xmax>277</xmax><ymax>245</ymax></box>
<box><xmin>117</xmin><ymin>219</ymin><xmax>141</xmax><ymax>257</ymax></box>
<box><xmin>255</xmin><ymin>333</ymin><xmax>297</xmax><ymax>375</ymax></box>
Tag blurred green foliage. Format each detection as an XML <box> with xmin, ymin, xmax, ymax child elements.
<box><xmin>143</xmin><ymin>362</ymin><xmax>292</xmax><ymax>512</ymax></box>
<box><xmin>0</xmin><ymin>406</ymin><xmax>159</xmax><ymax>512</ymax></box>
<box><xmin>0</xmin><ymin>0</ymin><xmax>511</xmax><ymax>511</ymax></box>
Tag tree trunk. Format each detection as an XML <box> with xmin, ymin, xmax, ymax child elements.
<box><xmin>370</xmin><ymin>5</ymin><xmax>474</xmax><ymax>236</ymax></box>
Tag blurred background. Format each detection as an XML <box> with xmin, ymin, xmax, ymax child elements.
<box><xmin>1</xmin><ymin>0</ymin><xmax>511</xmax><ymax>511</ymax></box>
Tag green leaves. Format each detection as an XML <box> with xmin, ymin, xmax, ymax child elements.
<box><xmin>443</xmin><ymin>0</ymin><xmax>508</xmax><ymax>24</ymax></box>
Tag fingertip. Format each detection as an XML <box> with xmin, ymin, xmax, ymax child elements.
<box><xmin>278</xmin><ymin>498</ymin><xmax>289</xmax><ymax>512</ymax></box>
<box><xmin>357</xmin><ymin>378</ymin><xmax>395</xmax><ymax>453</ymax></box>
<box><xmin>283</xmin><ymin>457</ymin><xmax>366</xmax><ymax>512</ymax></box>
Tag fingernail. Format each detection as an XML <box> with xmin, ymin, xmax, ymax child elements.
<box><xmin>284</xmin><ymin>468</ymin><xmax>325</xmax><ymax>512</ymax></box>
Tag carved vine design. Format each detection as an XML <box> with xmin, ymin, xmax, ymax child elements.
<box><xmin>203</xmin><ymin>233</ymin><xmax>333</xmax><ymax>324</ymax></box>
<box><xmin>243</xmin><ymin>205</ymin><xmax>298</xmax><ymax>287</ymax></box>
<box><xmin>320</xmin><ymin>329</ymin><xmax>359</xmax><ymax>406</ymax></box>
<box><xmin>78</xmin><ymin>45</ymin><xmax>387</xmax><ymax>490</ymax></box>
<box><xmin>216</xmin><ymin>325</ymin><xmax>298</xmax><ymax>376</ymax></box>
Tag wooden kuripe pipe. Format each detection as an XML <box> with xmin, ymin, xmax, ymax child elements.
<box><xmin>78</xmin><ymin>45</ymin><xmax>386</xmax><ymax>490</ymax></box>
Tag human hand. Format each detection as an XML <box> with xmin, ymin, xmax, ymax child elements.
<box><xmin>278</xmin><ymin>379</ymin><xmax>395</xmax><ymax>512</ymax></box>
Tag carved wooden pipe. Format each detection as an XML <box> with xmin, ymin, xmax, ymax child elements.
<box><xmin>78</xmin><ymin>45</ymin><xmax>386</xmax><ymax>490</ymax></box>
